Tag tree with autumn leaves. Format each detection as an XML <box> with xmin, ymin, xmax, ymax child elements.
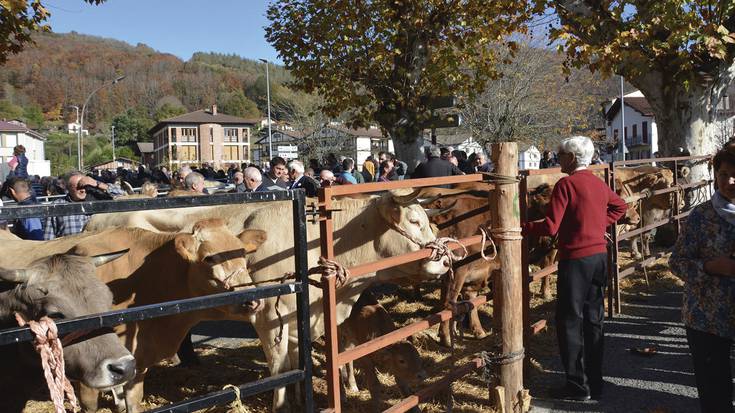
<box><xmin>267</xmin><ymin>0</ymin><xmax>735</xmax><ymax>176</ymax></box>
<box><xmin>545</xmin><ymin>0</ymin><xmax>735</xmax><ymax>179</ymax></box>
<box><xmin>266</xmin><ymin>0</ymin><xmax>536</xmax><ymax>169</ymax></box>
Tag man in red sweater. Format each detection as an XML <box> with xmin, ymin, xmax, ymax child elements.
<box><xmin>524</xmin><ymin>136</ymin><xmax>627</xmax><ymax>401</ymax></box>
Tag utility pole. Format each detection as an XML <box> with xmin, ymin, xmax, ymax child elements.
<box><xmin>68</xmin><ymin>105</ymin><xmax>81</xmax><ymax>170</ymax></box>
<box><xmin>111</xmin><ymin>125</ymin><xmax>116</xmax><ymax>166</ymax></box>
<box><xmin>620</xmin><ymin>76</ymin><xmax>627</xmax><ymax>161</ymax></box>
<box><xmin>259</xmin><ymin>59</ymin><xmax>273</xmax><ymax>161</ymax></box>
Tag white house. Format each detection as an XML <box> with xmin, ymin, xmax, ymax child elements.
<box><xmin>520</xmin><ymin>145</ymin><xmax>541</xmax><ymax>170</ymax></box>
<box><xmin>0</xmin><ymin>120</ymin><xmax>51</xmax><ymax>179</ymax></box>
<box><xmin>604</xmin><ymin>90</ymin><xmax>658</xmax><ymax>161</ymax></box>
<box><xmin>604</xmin><ymin>89</ymin><xmax>735</xmax><ymax>161</ymax></box>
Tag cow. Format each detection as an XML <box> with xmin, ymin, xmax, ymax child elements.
<box><xmin>240</xmin><ymin>190</ymin><xmax>449</xmax><ymax>411</ymax></box>
<box><xmin>340</xmin><ymin>291</ymin><xmax>425</xmax><ymax>412</ymax></box>
<box><xmin>0</xmin><ymin>251</ymin><xmax>135</xmax><ymax>412</ymax></box>
<box><xmin>614</xmin><ymin>166</ymin><xmax>682</xmax><ymax>258</ymax></box>
<box><xmin>1</xmin><ymin>219</ymin><xmax>267</xmax><ymax>413</ymax></box>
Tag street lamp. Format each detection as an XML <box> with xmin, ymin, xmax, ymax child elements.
<box><xmin>80</xmin><ymin>75</ymin><xmax>126</xmax><ymax>170</ymax></box>
<box><xmin>68</xmin><ymin>105</ymin><xmax>80</xmax><ymax>169</ymax></box>
<box><xmin>258</xmin><ymin>59</ymin><xmax>273</xmax><ymax>161</ymax></box>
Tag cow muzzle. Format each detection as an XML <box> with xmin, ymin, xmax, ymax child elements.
<box><xmin>88</xmin><ymin>355</ymin><xmax>136</xmax><ymax>389</ymax></box>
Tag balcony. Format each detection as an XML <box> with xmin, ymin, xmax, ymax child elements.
<box><xmin>625</xmin><ymin>135</ymin><xmax>649</xmax><ymax>147</ymax></box>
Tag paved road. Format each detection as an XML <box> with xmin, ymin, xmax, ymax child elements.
<box><xmin>528</xmin><ymin>286</ymin><xmax>727</xmax><ymax>413</ymax></box>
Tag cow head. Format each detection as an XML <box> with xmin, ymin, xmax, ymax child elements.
<box><xmin>376</xmin><ymin>340</ymin><xmax>426</xmax><ymax>392</ymax></box>
<box><xmin>174</xmin><ymin>219</ymin><xmax>267</xmax><ymax>318</ymax></box>
<box><xmin>0</xmin><ymin>252</ymin><xmax>135</xmax><ymax>389</ymax></box>
<box><xmin>376</xmin><ymin>189</ymin><xmax>451</xmax><ymax>278</ymax></box>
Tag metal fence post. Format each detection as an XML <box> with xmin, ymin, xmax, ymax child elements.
<box><xmin>292</xmin><ymin>190</ymin><xmax>314</xmax><ymax>411</ymax></box>
<box><xmin>318</xmin><ymin>186</ymin><xmax>341</xmax><ymax>412</ymax></box>
<box><xmin>607</xmin><ymin>162</ymin><xmax>620</xmax><ymax>317</ymax></box>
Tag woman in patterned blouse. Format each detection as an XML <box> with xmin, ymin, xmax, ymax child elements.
<box><xmin>670</xmin><ymin>144</ymin><xmax>735</xmax><ymax>413</ymax></box>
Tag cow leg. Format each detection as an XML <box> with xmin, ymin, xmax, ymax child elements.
<box><xmin>359</xmin><ymin>361</ymin><xmax>383</xmax><ymax>412</ymax></box>
<box><xmin>642</xmin><ymin>233</ymin><xmax>652</xmax><ymax>256</ymax></box>
<box><xmin>630</xmin><ymin>237</ymin><xmax>642</xmax><ymax>259</ymax></box>
<box><xmin>438</xmin><ymin>270</ymin><xmax>466</xmax><ymax>348</ymax></box>
<box><xmin>77</xmin><ymin>383</ymin><xmax>99</xmax><ymax>413</ymax></box>
<box><xmin>123</xmin><ymin>370</ymin><xmax>147</xmax><ymax>413</ymax></box>
<box><xmin>464</xmin><ymin>289</ymin><xmax>488</xmax><ymax>340</ymax></box>
<box><xmin>254</xmin><ymin>310</ymin><xmax>291</xmax><ymax>412</ymax></box>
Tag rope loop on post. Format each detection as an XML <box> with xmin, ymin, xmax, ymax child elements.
<box><xmin>480</xmin><ymin>172</ymin><xmax>522</xmax><ymax>185</ymax></box>
<box><xmin>490</xmin><ymin>227</ymin><xmax>524</xmax><ymax>242</ymax></box>
<box><xmin>479</xmin><ymin>348</ymin><xmax>526</xmax><ymax>383</ymax></box>
<box><xmin>16</xmin><ymin>314</ymin><xmax>79</xmax><ymax>413</ymax></box>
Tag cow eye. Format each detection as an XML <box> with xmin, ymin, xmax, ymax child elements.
<box><xmin>409</xmin><ymin>218</ymin><xmax>420</xmax><ymax>226</ymax></box>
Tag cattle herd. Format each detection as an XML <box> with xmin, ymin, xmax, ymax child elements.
<box><xmin>0</xmin><ymin>164</ymin><xmax>687</xmax><ymax>413</ymax></box>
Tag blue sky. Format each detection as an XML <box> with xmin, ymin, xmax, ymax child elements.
<box><xmin>46</xmin><ymin>0</ymin><xmax>282</xmax><ymax>63</ymax></box>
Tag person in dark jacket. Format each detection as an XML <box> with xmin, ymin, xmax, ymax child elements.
<box><xmin>9</xmin><ymin>145</ymin><xmax>29</xmax><ymax>179</ymax></box>
<box><xmin>524</xmin><ymin>136</ymin><xmax>627</xmax><ymax>402</ymax></box>
<box><xmin>288</xmin><ymin>160</ymin><xmax>320</xmax><ymax>197</ymax></box>
<box><xmin>413</xmin><ymin>146</ymin><xmax>465</xmax><ymax>179</ymax></box>
<box><xmin>6</xmin><ymin>177</ymin><xmax>43</xmax><ymax>240</ymax></box>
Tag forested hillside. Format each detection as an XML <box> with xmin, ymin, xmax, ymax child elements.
<box><xmin>0</xmin><ymin>32</ymin><xmax>294</xmax><ymax>135</ymax></box>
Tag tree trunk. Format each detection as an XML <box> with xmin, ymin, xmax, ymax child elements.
<box><xmin>637</xmin><ymin>82</ymin><xmax>718</xmax><ymax>183</ymax></box>
<box><xmin>392</xmin><ymin>138</ymin><xmax>425</xmax><ymax>175</ymax></box>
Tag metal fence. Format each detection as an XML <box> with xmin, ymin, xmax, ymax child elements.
<box><xmin>0</xmin><ymin>190</ymin><xmax>315</xmax><ymax>413</ymax></box>
<box><xmin>316</xmin><ymin>174</ymin><xmax>493</xmax><ymax>413</ymax></box>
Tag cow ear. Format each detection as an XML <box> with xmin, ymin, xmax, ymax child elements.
<box><xmin>174</xmin><ymin>234</ymin><xmax>198</xmax><ymax>262</ymax></box>
<box><xmin>238</xmin><ymin>229</ymin><xmax>267</xmax><ymax>253</ymax></box>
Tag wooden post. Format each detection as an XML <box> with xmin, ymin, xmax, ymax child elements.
<box><xmin>488</xmin><ymin>143</ymin><xmax>525</xmax><ymax>412</ymax></box>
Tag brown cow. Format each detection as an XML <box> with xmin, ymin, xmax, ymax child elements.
<box><xmin>0</xmin><ymin>252</ymin><xmax>134</xmax><ymax>412</ymax></box>
<box><xmin>340</xmin><ymin>291</ymin><xmax>426</xmax><ymax>411</ymax></box>
<box><xmin>0</xmin><ymin>219</ymin><xmax>266</xmax><ymax>413</ymax></box>
<box><xmin>615</xmin><ymin>166</ymin><xmax>681</xmax><ymax>258</ymax></box>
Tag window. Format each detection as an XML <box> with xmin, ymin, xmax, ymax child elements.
<box><xmin>177</xmin><ymin>146</ymin><xmax>198</xmax><ymax>161</ymax></box>
<box><xmin>624</xmin><ymin>127</ymin><xmax>628</xmax><ymax>140</ymax></box>
<box><xmin>642</xmin><ymin>121</ymin><xmax>648</xmax><ymax>143</ymax></box>
<box><xmin>223</xmin><ymin>146</ymin><xmax>239</xmax><ymax>161</ymax></box>
<box><xmin>632</xmin><ymin>124</ymin><xmax>637</xmax><ymax>140</ymax></box>
<box><xmin>210</xmin><ymin>127</ymin><xmax>214</xmax><ymax>143</ymax></box>
<box><xmin>181</xmin><ymin>128</ymin><xmax>197</xmax><ymax>142</ymax></box>
<box><xmin>3</xmin><ymin>133</ymin><xmax>17</xmax><ymax>147</ymax></box>
<box><xmin>224</xmin><ymin>128</ymin><xmax>239</xmax><ymax>142</ymax></box>
<box><xmin>170</xmin><ymin>128</ymin><xmax>176</xmax><ymax>140</ymax></box>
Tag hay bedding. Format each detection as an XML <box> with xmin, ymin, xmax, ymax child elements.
<box><xmin>20</xmin><ymin>249</ymin><xmax>676</xmax><ymax>412</ymax></box>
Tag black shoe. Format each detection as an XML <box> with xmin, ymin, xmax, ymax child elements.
<box><xmin>550</xmin><ymin>386</ymin><xmax>591</xmax><ymax>401</ymax></box>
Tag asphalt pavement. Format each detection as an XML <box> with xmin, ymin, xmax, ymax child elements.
<box><xmin>527</xmin><ymin>287</ymin><xmax>731</xmax><ymax>413</ymax></box>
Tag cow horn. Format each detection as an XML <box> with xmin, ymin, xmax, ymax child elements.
<box><xmin>425</xmin><ymin>199</ymin><xmax>458</xmax><ymax>217</ymax></box>
<box><xmin>0</xmin><ymin>268</ymin><xmax>29</xmax><ymax>283</ymax></box>
<box><xmin>91</xmin><ymin>249</ymin><xmax>130</xmax><ymax>267</ymax></box>
<box><xmin>417</xmin><ymin>194</ymin><xmax>443</xmax><ymax>206</ymax></box>
<box><xmin>391</xmin><ymin>189</ymin><xmax>422</xmax><ymax>205</ymax></box>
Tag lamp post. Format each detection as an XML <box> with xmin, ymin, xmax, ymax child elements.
<box><xmin>259</xmin><ymin>59</ymin><xmax>273</xmax><ymax>161</ymax></box>
<box><xmin>620</xmin><ymin>75</ymin><xmax>627</xmax><ymax>161</ymax></box>
<box><xmin>111</xmin><ymin>125</ymin><xmax>116</xmax><ymax>165</ymax></box>
<box><xmin>80</xmin><ymin>75</ymin><xmax>126</xmax><ymax>170</ymax></box>
<box><xmin>68</xmin><ymin>105</ymin><xmax>81</xmax><ymax>169</ymax></box>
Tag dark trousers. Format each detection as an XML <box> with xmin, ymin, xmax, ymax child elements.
<box><xmin>686</xmin><ymin>327</ymin><xmax>734</xmax><ymax>413</ymax></box>
<box><xmin>556</xmin><ymin>253</ymin><xmax>607</xmax><ymax>395</ymax></box>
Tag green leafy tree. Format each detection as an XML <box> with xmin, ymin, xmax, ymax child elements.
<box><xmin>544</xmin><ymin>0</ymin><xmax>735</xmax><ymax>179</ymax></box>
<box><xmin>0</xmin><ymin>0</ymin><xmax>104</xmax><ymax>64</ymax></box>
<box><xmin>0</xmin><ymin>99</ymin><xmax>23</xmax><ymax>120</ymax></box>
<box><xmin>111</xmin><ymin>107</ymin><xmax>155</xmax><ymax>144</ymax></box>
<box><xmin>266</xmin><ymin>0</ymin><xmax>535</xmax><ymax>168</ymax></box>
<box><xmin>45</xmin><ymin>132</ymin><xmax>78</xmax><ymax>176</ymax></box>
<box><xmin>154</xmin><ymin>103</ymin><xmax>186</xmax><ymax>122</ymax></box>
<box><xmin>220</xmin><ymin>89</ymin><xmax>260</xmax><ymax>118</ymax></box>
<box><xmin>22</xmin><ymin>104</ymin><xmax>44</xmax><ymax>128</ymax></box>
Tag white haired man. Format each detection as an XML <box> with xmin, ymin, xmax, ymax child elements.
<box><xmin>184</xmin><ymin>171</ymin><xmax>206</xmax><ymax>194</ymax></box>
<box><xmin>288</xmin><ymin>160</ymin><xmax>320</xmax><ymax>197</ymax></box>
<box><xmin>242</xmin><ymin>167</ymin><xmax>264</xmax><ymax>192</ymax></box>
<box><xmin>523</xmin><ymin>136</ymin><xmax>627</xmax><ymax>401</ymax></box>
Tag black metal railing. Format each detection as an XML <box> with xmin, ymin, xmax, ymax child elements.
<box><xmin>0</xmin><ymin>190</ymin><xmax>314</xmax><ymax>412</ymax></box>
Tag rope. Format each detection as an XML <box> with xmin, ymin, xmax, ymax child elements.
<box><xmin>222</xmin><ymin>384</ymin><xmax>249</xmax><ymax>413</ymax></box>
<box><xmin>480</xmin><ymin>172</ymin><xmax>521</xmax><ymax>185</ymax></box>
<box><xmin>478</xmin><ymin>227</ymin><xmax>498</xmax><ymax>261</ymax></box>
<box><xmin>490</xmin><ymin>227</ymin><xmax>524</xmax><ymax>241</ymax></box>
<box><xmin>272</xmin><ymin>257</ymin><xmax>352</xmax><ymax>345</ymax></box>
<box><xmin>16</xmin><ymin>314</ymin><xmax>79</xmax><ymax>413</ymax></box>
<box><xmin>479</xmin><ymin>348</ymin><xmax>526</xmax><ymax>383</ymax></box>
<box><xmin>425</xmin><ymin>237</ymin><xmax>468</xmax><ymax>287</ymax></box>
